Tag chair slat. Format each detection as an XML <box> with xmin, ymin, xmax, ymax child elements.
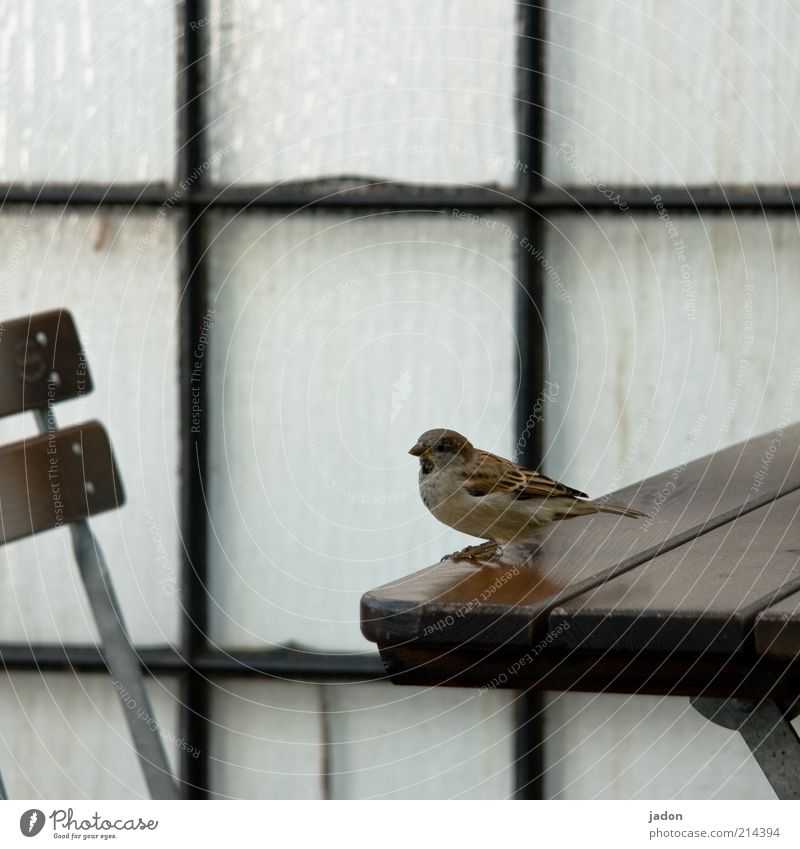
<box><xmin>0</xmin><ymin>421</ymin><xmax>123</xmax><ymax>544</ymax></box>
<box><xmin>0</xmin><ymin>310</ymin><xmax>92</xmax><ymax>417</ymax></box>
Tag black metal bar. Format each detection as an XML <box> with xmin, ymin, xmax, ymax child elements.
<box><xmin>195</xmin><ymin>649</ymin><xmax>387</xmax><ymax>679</ymax></box>
<box><xmin>512</xmin><ymin>0</ymin><xmax>547</xmax><ymax>802</ymax></box>
<box><xmin>33</xmin><ymin>409</ymin><xmax>180</xmax><ymax>799</ymax></box>
<box><xmin>0</xmin><ymin>183</ymin><xmax>174</xmax><ymax>208</ymax></box>
<box><xmin>516</xmin><ymin>2</ymin><xmax>547</xmax><ymax>471</ymax></box>
<box><xmin>0</xmin><ymin>181</ymin><xmax>520</xmax><ymax>210</ymax></box>
<box><xmin>192</xmin><ymin>181</ymin><xmax>522</xmax><ymax>210</ymax></box>
<box><xmin>318</xmin><ymin>685</ymin><xmax>333</xmax><ymax>800</ymax></box>
<box><xmin>0</xmin><ymin>644</ymin><xmax>387</xmax><ymax>678</ymax></box>
<box><xmin>178</xmin><ymin>0</ymin><xmax>211</xmax><ymax>800</ymax></box>
<box><xmin>3</xmin><ymin>182</ymin><xmax>800</xmax><ymax>213</ymax></box>
<box><xmin>0</xmin><ymin>645</ymin><xmax>182</xmax><ymax>673</ymax></box>
<box><xmin>530</xmin><ymin>185</ymin><xmax>800</xmax><ymax>212</ymax></box>
<box><xmin>513</xmin><ymin>691</ymin><xmax>547</xmax><ymax>800</ymax></box>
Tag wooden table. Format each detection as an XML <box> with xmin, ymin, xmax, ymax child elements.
<box><xmin>361</xmin><ymin>424</ymin><xmax>800</xmax><ymax>798</ymax></box>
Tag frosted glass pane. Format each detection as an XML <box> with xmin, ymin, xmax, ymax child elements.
<box><xmin>0</xmin><ymin>208</ymin><xmax>181</xmax><ymax>646</ymax></box>
<box><xmin>206</xmin><ymin>0</ymin><xmax>519</xmax><ymax>185</ymax></box>
<box><xmin>207</xmin><ymin>211</ymin><xmax>517</xmax><ymax>650</ymax></box>
<box><xmin>0</xmin><ymin>1</ymin><xmax>177</xmax><ymax>182</ymax></box>
<box><xmin>545</xmin><ymin>1</ymin><xmax>800</xmax><ymax>185</ymax></box>
<box><xmin>542</xmin><ymin>211</ymin><xmax>799</xmax><ymax>799</ymax></box>
<box><xmin>544</xmin><ymin>692</ymin><xmax>775</xmax><ymax>799</ymax></box>
<box><xmin>209</xmin><ymin>679</ymin><xmax>515</xmax><ymax>799</ymax></box>
<box><xmin>543</xmin><ymin>212</ymin><xmax>800</xmax><ymax>496</ymax></box>
<box><xmin>327</xmin><ymin>683</ymin><xmax>515</xmax><ymax>799</ymax></box>
<box><xmin>0</xmin><ymin>672</ymin><xmax>181</xmax><ymax>799</ymax></box>
<box><xmin>209</xmin><ymin>679</ymin><xmax>324</xmax><ymax>800</ymax></box>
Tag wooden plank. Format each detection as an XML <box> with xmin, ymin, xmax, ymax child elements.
<box><xmin>0</xmin><ymin>310</ymin><xmax>92</xmax><ymax>417</ymax></box>
<box><xmin>375</xmin><ymin>642</ymin><xmax>800</xmax><ymax>702</ymax></box>
<box><xmin>755</xmin><ymin>591</ymin><xmax>800</xmax><ymax>660</ymax></box>
<box><xmin>361</xmin><ymin>423</ymin><xmax>800</xmax><ymax>648</ymax></box>
<box><xmin>549</xmin><ymin>488</ymin><xmax>800</xmax><ymax>654</ymax></box>
<box><xmin>0</xmin><ymin>421</ymin><xmax>123</xmax><ymax>544</ymax></box>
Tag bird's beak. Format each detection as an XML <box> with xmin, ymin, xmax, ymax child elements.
<box><xmin>409</xmin><ymin>443</ymin><xmax>425</xmax><ymax>456</ymax></box>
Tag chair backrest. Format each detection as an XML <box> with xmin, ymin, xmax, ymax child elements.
<box><xmin>0</xmin><ymin>310</ymin><xmax>124</xmax><ymax>544</ymax></box>
<box><xmin>0</xmin><ymin>310</ymin><xmax>179</xmax><ymax>801</ymax></box>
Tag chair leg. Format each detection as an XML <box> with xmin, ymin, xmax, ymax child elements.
<box><xmin>691</xmin><ymin>696</ymin><xmax>800</xmax><ymax>800</ymax></box>
<box><xmin>35</xmin><ymin>409</ymin><xmax>181</xmax><ymax>800</ymax></box>
<box><xmin>70</xmin><ymin>522</ymin><xmax>182</xmax><ymax>799</ymax></box>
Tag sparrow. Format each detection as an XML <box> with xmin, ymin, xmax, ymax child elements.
<box><xmin>409</xmin><ymin>428</ymin><xmax>646</xmax><ymax>561</ymax></box>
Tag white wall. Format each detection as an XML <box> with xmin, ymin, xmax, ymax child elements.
<box><xmin>0</xmin><ymin>0</ymin><xmax>177</xmax><ymax>183</ymax></box>
<box><xmin>0</xmin><ymin>672</ymin><xmax>181</xmax><ymax>798</ymax></box>
<box><xmin>210</xmin><ymin>680</ymin><xmax>515</xmax><ymax>799</ymax></box>
<box><xmin>205</xmin><ymin>0</ymin><xmax>519</xmax><ymax>184</ymax></box>
<box><xmin>545</xmin><ymin>0</ymin><xmax>800</xmax><ymax>186</ymax></box>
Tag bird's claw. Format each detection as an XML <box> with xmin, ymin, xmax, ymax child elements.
<box><xmin>441</xmin><ymin>542</ymin><xmax>501</xmax><ymax>563</ymax></box>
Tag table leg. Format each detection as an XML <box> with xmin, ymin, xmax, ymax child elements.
<box><xmin>690</xmin><ymin>696</ymin><xmax>800</xmax><ymax>799</ymax></box>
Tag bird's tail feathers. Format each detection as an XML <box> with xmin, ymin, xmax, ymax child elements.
<box><xmin>595</xmin><ymin>501</ymin><xmax>647</xmax><ymax>520</ymax></box>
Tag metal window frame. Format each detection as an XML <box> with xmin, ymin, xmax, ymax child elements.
<box><xmin>1</xmin><ymin>0</ymin><xmax>796</xmax><ymax>801</ymax></box>
<box><xmin>3</xmin><ymin>183</ymin><xmax>798</xmax><ymax>213</ymax></box>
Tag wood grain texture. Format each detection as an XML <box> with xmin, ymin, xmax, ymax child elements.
<box><xmin>0</xmin><ymin>421</ymin><xmax>123</xmax><ymax>544</ymax></box>
<box><xmin>0</xmin><ymin>310</ymin><xmax>91</xmax><ymax>417</ymax></box>
<box><xmin>362</xmin><ymin>423</ymin><xmax>800</xmax><ymax>648</ymax></box>
<box><xmin>550</xmin><ymin>488</ymin><xmax>800</xmax><ymax>654</ymax></box>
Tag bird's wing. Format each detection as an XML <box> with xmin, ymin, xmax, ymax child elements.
<box><xmin>464</xmin><ymin>450</ymin><xmax>589</xmax><ymax>501</ymax></box>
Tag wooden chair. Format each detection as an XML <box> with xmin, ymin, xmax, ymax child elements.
<box><xmin>362</xmin><ymin>424</ymin><xmax>800</xmax><ymax>798</ymax></box>
<box><xmin>0</xmin><ymin>309</ymin><xmax>180</xmax><ymax>800</ymax></box>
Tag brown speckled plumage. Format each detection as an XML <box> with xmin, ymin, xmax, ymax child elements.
<box><xmin>409</xmin><ymin>428</ymin><xmax>645</xmax><ymax>559</ymax></box>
